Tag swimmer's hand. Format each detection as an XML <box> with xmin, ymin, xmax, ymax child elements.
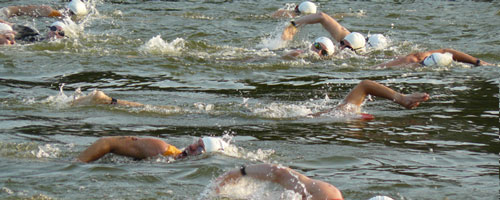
<box><xmin>281</xmin><ymin>24</ymin><xmax>298</xmax><ymax>41</ymax></box>
<box><xmin>478</xmin><ymin>60</ymin><xmax>494</xmax><ymax>66</ymax></box>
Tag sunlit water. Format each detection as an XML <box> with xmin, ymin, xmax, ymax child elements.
<box><xmin>0</xmin><ymin>0</ymin><xmax>498</xmax><ymax>199</ymax></box>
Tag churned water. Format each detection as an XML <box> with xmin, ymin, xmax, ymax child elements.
<box><xmin>0</xmin><ymin>0</ymin><xmax>498</xmax><ymax>199</ymax></box>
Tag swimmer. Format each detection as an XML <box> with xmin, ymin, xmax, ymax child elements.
<box><xmin>311</xmin><ymin>80</ymin><xmax>430</xmax><ymax>117</ymax></box>
<box><xmin>271</xmin><ymin>1</ymin><xmax>317</xmax><ymax>18</ymax></box>
<box><xmin>284</xmin><ymin>36</ymin><xmax>336</xmax><ymax>58</ymax></box>
<box><xmin>0</xmin><ymin>5</ymin><xmax>62</xmax><ymax>18</ymax></box>
<box><xmin>372</xmin><ymin>48</ymin><xmax>493</xmax><ymax>68</ymax></box>
<box><xmin>216</xmin><ymin>163</ymin><xmax>395</xmax><ymax>200</ymax></box>
<box><xmin>215</xmin><ymin>163</ymin><xmax>344</xmax><ymax>200</ymax></box>
<box><xmin>282</xmin><ymin>12</ymin><xmax>387</xmax><ymax>53</ymax></box>
<box><xmin>46</xmin><ymin>21</ymin><xmax>67</xmax><ymax>40</ymax></box>
<box><xmin>1</xmin><ymin>20</ymin><xmax>69</xmax><ymax>43</ymax></box>
<box><xmin>71</xmin><ymin>90</ymin><xmax>145</xmax><ymax>107</ymax></box>
<box><xmin>77</xmin><ymin>136</ymin><xmax>228</xmax><ymax>162</ymax></box>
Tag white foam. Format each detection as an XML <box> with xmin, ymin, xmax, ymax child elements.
<box><xmin>212</xmin><ymin>177</ymin><xmax>303</xmax><ymax>200</ymax></box>
<box><xmin>138</xmin><ymin>35</ymin><xmax>185</xmax><ymax>55</ymax></box>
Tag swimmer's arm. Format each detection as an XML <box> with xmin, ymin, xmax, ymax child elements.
<box><xmin>78</xmin><ymin>136</ymin><xmax>169</xmax><ymax>162</ymax></box>
<box><xmin>292</xmin><ymin>12</ymin><xmax>350</xmax><ymax>42</ymax></box>
<box><xmin>0</xmin><ymin>19</ymin><xmax>12</xmax><ymax>26</ymax></box>
<box><xmin>438</xmin><ymin>48</ymin><xmax>493</xmax><ymax>66</ymax></box>
<box><xmin>77</xmin><ymin>136</ymin><xmax>125</xmax><ymax>162</ymax></box>
<box><xmin>6</xmin><ymin>5</ymin><xmax>62</xmax><ymax>18</ymax></box>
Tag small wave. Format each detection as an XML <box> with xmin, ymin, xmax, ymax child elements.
<box><xmin>138</xmin><ymin>35</ymin><xmax>185</xmax><ymax>55</ymax></box>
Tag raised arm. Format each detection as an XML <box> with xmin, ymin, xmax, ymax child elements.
<box><xmin>341</xmin><ymin>80</ymin><xmax>429</xmax><ymax>109</ymax></box>
<box><xmin>311</xmin><ymin>80</ymin><xmax>429</xmax><ymax>116</ymax></box>
<box><xmin>77</xmin><ymin>136</ymin><xmax>178</xmax><ymax>162</ymax></box>
<box><xmin>282</xmin><ymin>12</ymin><xmax>350</xmax><ymax>42</ymax></box>
<box><xmin>216</xmin><ymin>163</ymin><xmax>343</xmax><ymax>200</ymax></box>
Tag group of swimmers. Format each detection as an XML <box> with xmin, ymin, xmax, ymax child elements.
<box><xmin>278</xmin><ymin>1</ymin><xmax>492</xmax><ymax>68</ymax></box>
<box><xmin>2</xmin><ymin>1</ymin><xmax>494</xmax><ymax>199</ymax></box>
<box><xmin>0</xmin><ymin>0</ymin><xmax>87</xmax><ymax>45</ymax></box>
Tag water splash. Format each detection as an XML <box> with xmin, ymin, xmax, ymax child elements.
<box><xmin>138</xmin><ymin>35</ymin><xmax>185</xmax><ymax>55</ymax></box>
<box><xmin>41</xmin><ymin>84</ymin><xmax>81</xmax><ymax>108</ymax></box>
<box><xmin>31</xmin><ymin>144</ymin><xmax>61</xmax><ymax>158</ymax></box>
<box><xmin>60</xmin><ymin>18</ymin><xmax>84</xmax><ymax>39</ymax></box>
<box><xmin>256</xmin><ymin>21</ymin><xmax>291</xmax><ymax>50</ymax></box>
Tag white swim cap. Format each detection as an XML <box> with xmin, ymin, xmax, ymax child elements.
<box><xmin>367</xmin><ymin>34</ymin><xmax>388</xmax><ymax>50</ymax></box>
<box><xmin>297</xmin><ymin>1</ymin><xmax>317</xmax><ymax>15</ymax></box>
<box><xmin>68</xmin><ymin>0</ymin><xmax>88</xmax><ymax>16</ymax></box>
<box><xmin>50</xmin><ymin>21</ymin><xmax>66</xmax><ymax>30</ymax></box>
<box><xmin>423</xmin><ymin>52</ymin><xmax>453</xmax><ymax>67</ymax></box>
<box><xmin>314</xmin><ymin>36</ymin><xmax>335</xmax><ymax>56</ymax></box>
<box><xmin>202</xmin><ymin>137</ymin><xmax>228</xmax><ymax>153</ymax></box>
<box><xmin>368</xmin><ymin>196</ymin><xmax>394</xmax><ymax>200</ymax></box>
<box><xmin>343</xmin><ymin>32</ymin><xmax>366</xmax><ymax>50</ymax></box>
<box><xmin>0</xmin><ymin>23</ymin><xmax>13</xmax><ymax>32</ymax></box>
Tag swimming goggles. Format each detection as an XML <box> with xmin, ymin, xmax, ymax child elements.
<box><xmin>313</xmin><ymin>42</ymin><xmax>328</xmax><ymax>56</ymax></box>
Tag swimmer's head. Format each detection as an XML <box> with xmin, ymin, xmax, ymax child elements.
<box><xmin>47</xmin><ymin>21</ymin><xmax>66</xmax><ymax>39</ymax></box>
<box><xmin>68</xmin><ymin>0</ymin><xmax>88</xmax><ymax>17</ymax></box>
<box><xmin>295</xmin><ymin>1</ymin><xmax>317</xmax><ymax>15</ymax></box>
<box><xmin>366</xmin><ymin>34</ymin><xmax>388</xmax><ymax>50</ymax></box>
<box><xmin>422</xmin><ymin>52</ymin><xmax>453</xmax><ymax>67</ymax></box>
<box><xmin>312</xmin><ymin>36</ymin><xmax>335</xmax><ymax>56</ymax></box>
<box><xmin>341</xmin><ymin>32</ymin><xmax>365</xmax><ymax>52</ymax></box>
<box><xmin>368</xmin><ymin>196</ymin><xmax>394</xmax><ymax>200</ymax></box>
<box><xmin>177</xmin><ymin>137</ymin><xmax>228</xmax><ymax>159</ymax></box>
<box><xmin>0</xmin><ymin>23</ymin><xmax>15</xmax><ymax>45</ymax></box>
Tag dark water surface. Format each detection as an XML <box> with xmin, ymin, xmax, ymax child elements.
<box><xmin>0</xmin><ymin>0</ymin><xmax>499</xmax><ymax>199</ymax></box>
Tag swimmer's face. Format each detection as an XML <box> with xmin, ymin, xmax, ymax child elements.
<box><xmin>339</xmin><ymin>40</ymin><xmax>354</xmax><ymax>51</ymax></box>
<box><xmin>47</xmin><ymin>25</ymin><xmax>65</xmax><ymax>39</ymax></box>
<box><xmin>311</xmin><ymin>42</ymin><xmax>328</xmax><ymax>56</ymax></box>
<box><xmin>0</xmin><ymin>32</ymin><xmax>15</xmax><ymax>45</ymax></box>
<box><xmin>178</xmin><ymin>138</ymin><xmax>205</xmax><ymax>159</ymax></box>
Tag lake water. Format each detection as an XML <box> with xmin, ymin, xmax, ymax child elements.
<box><xmin>0</xmin><ymin>0</ymin><xmax>498</xmax><ymax>199</ymax></box>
